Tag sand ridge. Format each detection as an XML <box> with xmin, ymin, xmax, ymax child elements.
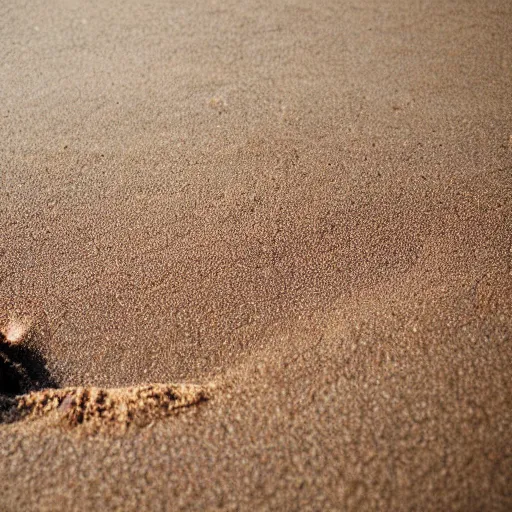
<box><xmin>0</xmin><ymin>383</ymin><xmax>212</xmax><ymax>434</ymax></box>
<box><xmin>0</xmin><ymin>331</ymin><xmax>212</xmax><ymax>434</ymax></box>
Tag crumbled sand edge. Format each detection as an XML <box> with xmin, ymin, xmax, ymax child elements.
<box><xmin>0</xmin><ymin>383</ymin><xmax>212</xmax><ymax>434</ymax></box>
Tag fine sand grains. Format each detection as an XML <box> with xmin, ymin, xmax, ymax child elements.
<box><xmin>1</xmin><ymin>0</ymin><xmax>511</xmax><ymax>509</ymax></box>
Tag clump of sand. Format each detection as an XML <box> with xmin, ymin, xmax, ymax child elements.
<box><xmin>0</xmin><ymin>384</ymin><xmax>212</xmax><ymax>434</ymax></box>
<box><xmin>1</xmin><ymin>317</ymin><xmax>31</xmax><ymax>345</ymax></box>
<box><xmin>0</xmin><ymin>328</ymin><xmax>212</xmax><ymax>434</ymax></box>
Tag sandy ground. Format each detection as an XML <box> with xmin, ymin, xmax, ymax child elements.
<box><xmin>1</xmin><ymin>0</ymin><xmax>511</xmax><ymax>510</ymax></box>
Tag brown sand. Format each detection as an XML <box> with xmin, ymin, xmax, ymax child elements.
<box><xmin>1</xmin><ymin>0</ymin><xmax>511</xmax><ymax>510</ymax></box>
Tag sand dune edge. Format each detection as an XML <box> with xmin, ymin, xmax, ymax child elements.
<box><xmin>0</xmin><ymin>383</ymin><xmax>212</xmax><ymax>433</ymax></box>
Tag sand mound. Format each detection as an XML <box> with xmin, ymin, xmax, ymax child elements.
<box><xmin>0</xmin><ymin>384</ymin><xmax>211</xmax><ymax>434</ymax></box>
<box><xmin>0</xmin><ymin>327</ymin><xmax>211</xmax><ymax>435</ymax></box>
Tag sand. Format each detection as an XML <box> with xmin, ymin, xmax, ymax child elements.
<box><xmin>1</xmin><ymin>0</ymin><xmax>511</xmax><ymax>510</ymax></box>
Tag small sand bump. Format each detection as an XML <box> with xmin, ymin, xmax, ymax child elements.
<box><xmin>1</xmin><ymin>318</ymin><xmax>31</xmax><ymax>345</ymax></box>
<box><xmin>1</xmin><ymin>384</ymin><xmax>212</xmax><ymax>433</ymax></box>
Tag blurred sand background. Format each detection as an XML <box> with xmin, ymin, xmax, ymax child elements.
<box><xmin>1</xmin><ymin>0</ymin><xmax>511</xmax><ymax>510</ymax></box>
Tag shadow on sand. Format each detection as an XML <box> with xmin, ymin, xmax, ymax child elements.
<box><xmin>0</xmin><ymin>331</ymin><xmax>56</xmax><ymax>397</ymax></box>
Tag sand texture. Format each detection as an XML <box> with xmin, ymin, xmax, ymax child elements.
<box><xmin>1</xmin><ymin>0</ymin><xmax>511</xmax><ymax>510</ymax></box>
